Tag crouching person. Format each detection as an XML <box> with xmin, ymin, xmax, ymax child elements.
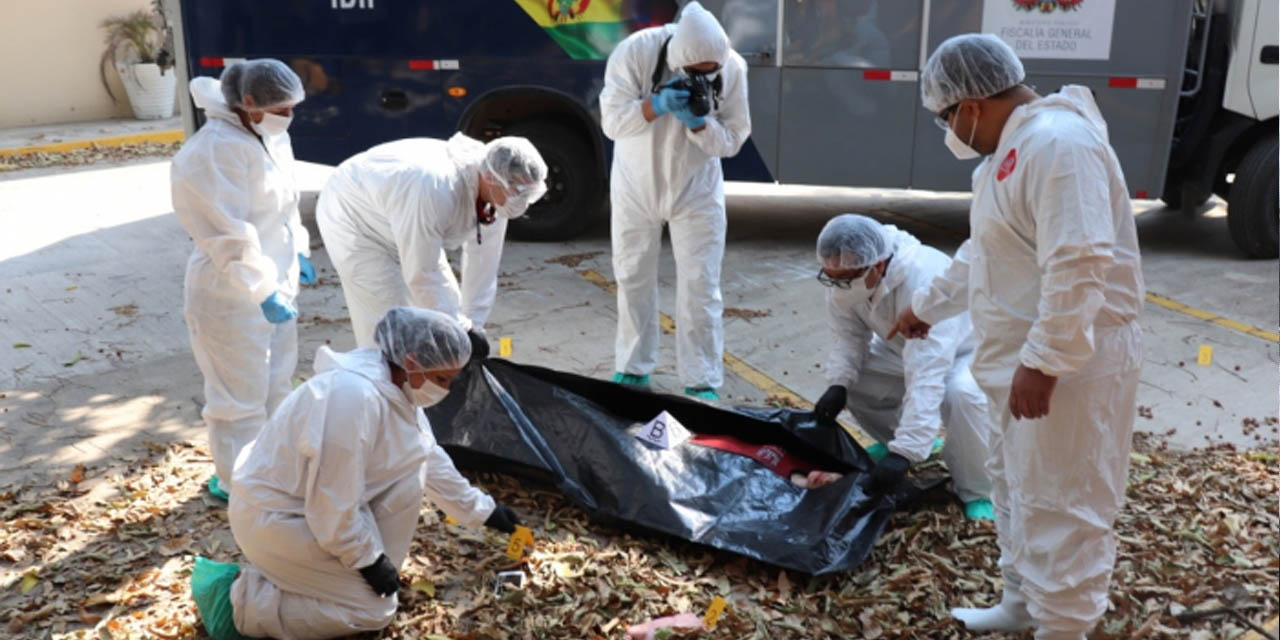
<box><xmin>191</xmin><ymin>307</ymin><xmax>522</xmax><ymax>639</ymax></box>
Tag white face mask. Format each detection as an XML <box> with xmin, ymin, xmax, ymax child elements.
<box><xmin>495</xmin><ymin>196</ymin><xmax>531</xmax><ymax>220</ymax></box>
<box><xmin>492</xmin><ymin>180</ymin><xmax>547</xmax><ymax>220</ymax></box>
<box><xmin>402</xmin><ymin>378</ymin><xmax>449</xmax><ymax>408</ymax></box>
<box><xmin>944</xmin><ymin>113</ymin><xmax>980</xmax><ymax>160</ymax></box>
<box><xmin>836</xmin><ymin>271</ymin><xmax>878</xmax><ymax>306</ymax></box>
<box><xmin>251</xmin><ymin>112</ymin><xmax>292</xmax><ymax>138</ymax></box>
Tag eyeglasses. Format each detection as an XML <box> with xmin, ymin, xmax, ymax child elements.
<box><xmin>816</xmin><ymin>266</ymin><xmax>869</xmax><ymax>288</ymax></box>
<box><xmin>933</xmin><ymin>103</ymin><xmax>959</xmax><ymax>130</ymax></box>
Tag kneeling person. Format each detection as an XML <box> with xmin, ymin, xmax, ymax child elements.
<box><xmin>812</xmin><ymin>215</ymin><xmax>993</xmax><ymax>518</ymax></box>
<box><xmin>191</xmin><ymin>307</ymin><xmax>521</xmax><ymax>639</ymax></box>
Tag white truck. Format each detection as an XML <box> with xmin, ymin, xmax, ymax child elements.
<box><xmin>1162</xmin><ymin>0</ymin><xmax>1277</xmax><ymax>257</ymax></box>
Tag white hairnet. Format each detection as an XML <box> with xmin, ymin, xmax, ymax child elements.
<box><xmin>920</xmin><ymin>33</ymin><xmax>1025</xmax><ymax>114</ymax></box>
<box><xmin>816</xmin><ymin>214</ymin><xmax>892</xmax><ymax>270</ymax></box>
<box><xmin>668</xmin><ymin>1</ymin><xmax>730</xmax><ymax>70</ymax></box>
<box><xmin>484</xmin><ymin>137</ymin><xmax>548</xmax><ymax>199</ymax></box>
<box><xmin>220</xmin><ymin>59</ymin><xmax>305</xmax><ymax>111</ymax></box>
<box><xmin>374</xmin><ymin>307</ymin><xmax>471</xmax><ymax>373</ymax></box>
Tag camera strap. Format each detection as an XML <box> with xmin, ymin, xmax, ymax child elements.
<box><xmin>650</xmin><ymin>36</ymin><xmax>673</xmax><ymax>94</ymax></box>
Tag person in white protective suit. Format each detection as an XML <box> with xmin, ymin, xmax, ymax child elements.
<box><xmin>888</xmin><ymin>34</ymin><xmax>1144</xmax><ymax>640</ymax></box>
<box><xmin>316</xmin><ymin>134</ymin><xmax>547</xmax><ymax>356</ymax></box>
<box><xmin>190</xmin><ymin>307</ymin><xmax>522</xmax><ymax>639</ymax></box>
<box><xmin>811</xmin><ymin>214</ymin><xmax>993</xmax><ymax>519</ymax></box>
<box><xmin>599</xmin><ymin>1</ymin><xmax>752</xmax><ymax>401</ymax></box>
<box><xmin>171</xmin><ymin>59</ymin><xmax>315</xmax><ymax>501</ymax></box>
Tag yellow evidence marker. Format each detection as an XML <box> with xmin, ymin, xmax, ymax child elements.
<box><xmin>1197</xmin><ymin>345</ymin><xmax>1213</xmax><ymax>366</ymax></box>
<box><xmin>703</xmin><ymin>595</ymin><xmax>728</xmax><ymax>630</ymax></box>
<box><xmin>505</xmin><ymin>525</ymin><xmax>534</xmax><ymax>560</ymax></box>
<box><xmin>499</xmin><ymin>337</ymin><xmax>513</xmax><ymax>358</ymax></box>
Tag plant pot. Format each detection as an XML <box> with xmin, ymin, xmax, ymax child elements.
<box><xmin>116</xmin><ymin>62</ymin><xmax>175</xmax><ymax>120</ymax></box>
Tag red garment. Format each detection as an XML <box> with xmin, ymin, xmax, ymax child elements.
<box><xmin>689</xmin><ymin>434</ymin><xmax>821</xmax><ymax>479</ymax></box>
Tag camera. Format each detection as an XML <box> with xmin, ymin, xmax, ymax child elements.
<box><xmin>665</xmin><ymin>72</ymin><xmax>721</xmax><ymax>117</ymax></box>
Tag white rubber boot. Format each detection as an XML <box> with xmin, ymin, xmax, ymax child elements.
<box><xmin>951</xmin><ymin>587</ymin><xmax>1034</xmax><ymax>633</ymax></box>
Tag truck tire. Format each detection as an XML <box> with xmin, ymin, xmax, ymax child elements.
<box><xmin>1227</xmin><ymin>134</ymin><xmax>1279</xmax><ymax>259</ymax></box>
<box><xmin>503</xmin><ymin>120</ymin><xmax>604</xmax><ymax>242</ymax></box>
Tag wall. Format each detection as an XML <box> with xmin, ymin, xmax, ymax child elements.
<box><xmin>0</xmin><ymin>0</ymin><xmax>159</xmax><ymax>128</ymax></box>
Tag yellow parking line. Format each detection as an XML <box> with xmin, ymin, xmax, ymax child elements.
<box><xmin>1145</xmin><ymin>291</ymin><xmax>1279</xmax><ymax>343</ymax></box>
<box><xmin>1240</xmin><ymin>616</ymin><xmax>1279</xmax><ymax>640</ymax></box>
<box><xmin>0</xmin><ymin>130</ymin><xmax>184</xmax><ymax>157</ymax></box>
<box><xmin>576</xmin><ymin>268</ymin><xmax>873</xmax><ymax>446</ymax></box>
<box><xmin>856</xmin><ymin>208</ymin><xmax>1276</xmax><ymax>345</ymax></box>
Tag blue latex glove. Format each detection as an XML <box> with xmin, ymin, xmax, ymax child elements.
<box><xmin>673</xmin><ymin>105</ymin><xmax>706</xmax><ymax>130</ymax></box>
<box><xmin>298</xmin><ymin>253</ymin><xmax>316</xmax><ymax>285</ymax></box>
<box><xmin>260</xmin><ymin>291</ymin><xmax>298</xmax><ymax>324</ymax></box>
<box><xmin>650</xmin><ymin>88</ymin><xmax>690</xmax><ymax>116</ymax></box>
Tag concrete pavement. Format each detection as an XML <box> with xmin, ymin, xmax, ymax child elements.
<box><xmin>0</xmin><ymin>116</ymin><xmax>182</xmax><ymax>156</ymax></box>
<box><xmin>0</xmin><ymin>157</ymin><xmax>1275</xmax><ymax>488</ymax></box>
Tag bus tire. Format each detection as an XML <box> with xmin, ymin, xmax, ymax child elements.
<box><xmin>1227</xmin><ymin>134</ymin><xmax>1279</xmax><ymax>259</ymax></box>
<box><xmin>503</xmin><ymin>120</ymin><xmax>603</xmax><ymax>242</ymax></box>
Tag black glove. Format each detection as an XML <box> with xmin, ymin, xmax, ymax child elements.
<box><xmin>484</xmin><ymin>504</ymin><xmax>521</xmax><ymax>534</ymax></box>
<box><xmin>865</xmin><ymin>452</ymin><xmax>911</xmax><ymax>496</ymax></box>
<box><xmin>358</xmin><ymin>553</ymin><xmax>399</xmax><ymax>597</ymax></box>
<box><xmin>467</xmin><ymin>328</ymin><xmax>490</xmax><ymax>361</ymax></box>
<box><xmin>813</xmin><ymin>385</ymin><xmax>848</xmax><ymax>423</ymax></box>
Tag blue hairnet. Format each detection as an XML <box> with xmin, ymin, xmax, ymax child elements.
<box><xmin>816</xmin><ymin>214</ymin><xmax>892</xmax><ymax>270</ymax></box>
<box><xmin>220</xmin><ymin>59</ymin><xmax>305</xmax><ymax>111</ymax></box>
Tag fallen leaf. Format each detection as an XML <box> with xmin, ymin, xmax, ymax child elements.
<box><xmin>63</xmin><ymin>352</ymin><xmax>84</xmax><ymax>367</ymax></box>
<box><xmin>158</xmin><ymin>535</ymin><xmax>190</xmax><ymax>556</ymax></box>
<box><xmin>83</xmin><ymin>593</ymin><xmax>116</xmax><ymax>608</ymax></box>
<box><xmin>79</xmin><ymin>607</ymin><xmax>103</xmax><ymax>625</ymax></box>
<box><xmin>411</xmin><ymin>579</ymin><xmax>435</xmax><ymax>598</ymax></box>
<box><xmin>20</xmin><ymin>571</ymin><xmax>38</xmax><ymax>594</ymax></box>
<box><xmin>13</xmin><ymin>342</ymin><xmax>31</xmax><ymax>348</ymax></box>
<box><xmin>70</xmin><ymin>464</ymin><xmax>86</xmax><ymax>484</ymax></box>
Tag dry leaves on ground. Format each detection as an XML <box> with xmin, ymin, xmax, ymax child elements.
<box><xmin>0</xmin><ymin>435</ymin><xmax>1274</xmax><ymax>639</ymax></box>
<box><xmin>0</xmin><ymin>142</ymin><xmax>181</xmax><ymax>173</ymax></box>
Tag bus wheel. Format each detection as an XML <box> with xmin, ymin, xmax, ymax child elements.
<box><xmin>1227</xmin><ymin>134</ymin><xmax>1279</xmax><ymax>259</ymax></box>
<box><xmin>504</xmin><ymin>120</ymin><xmax>603</xmax><ymax>242</ymax></box>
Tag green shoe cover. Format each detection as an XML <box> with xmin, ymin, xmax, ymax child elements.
<box><xmin>207</xmin><ymin>475</ymin><xmax>229</xmax><ymax>501</ymax></box>
<box><xmin>964</xmin><ymin>499</ymin><xmax>995</xmax><ymax>521</ymax></box>
<box><xmin>191</xmin><ymin>557</ymin><xmax>248</xmax><ymax>640</ymax></box>
<box><xmin>611</xmin><ymin>372</ymin><xmax>651</xmax><ymax>386</ymax></box>
<box><xmin>684</xmin><ymin>387</ymin><xmax>719</xmax><ymax>401</ymax></box>
<box><xmin>865</xmin><ymin>442</ymin><xmax>889</xmax><ymax>462</ymax></box>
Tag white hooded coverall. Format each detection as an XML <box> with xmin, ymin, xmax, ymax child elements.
<box><xmin>171</xmin><ymin>77</ymin><xmax>309</xmax><ymax>488</ymax></box>
<box><xmin>316</xmin><ymin>134</ymin><xmax>507</xmax><ymax>348</ymax></box>
<box><xmin>229</xmin><ymin>347</ymin><xmax>496</xmax><ymax>638</ymax></box>
<box><xmin>913</xmin><ymin>86</ymin><xmax>1144</xmax><ymax>635</ymax></box>
<box><xmin>825</xmin><ymin>227</ymin><xmax>992</xmax><ymax>503</ymax></box>
<box><xmin>600</xmin><ymin>1</ymin><xmax>752</xmax><ymax>388</ymax></box>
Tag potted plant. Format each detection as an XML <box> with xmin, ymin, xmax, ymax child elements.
<box><xmin>100</xmin><ymin>1</ymin><xmax>176</xmax><ymax>120</ymax></box>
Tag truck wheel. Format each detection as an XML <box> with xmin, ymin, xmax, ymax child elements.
<box><xmin>503</xmin><ymin>120</ymin><xmax>603</xmax><ymax>242</ymax></box>
<box><xmin>1227</xmin><ymin>134</ymin><xmax>1279</xmax><ymax>259</ymax></box>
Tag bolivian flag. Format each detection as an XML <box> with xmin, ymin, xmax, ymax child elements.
<box><xmin>514</xmin><ymin>0</ymin><xmax>632</xmax><ymax>60</ymax></box>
